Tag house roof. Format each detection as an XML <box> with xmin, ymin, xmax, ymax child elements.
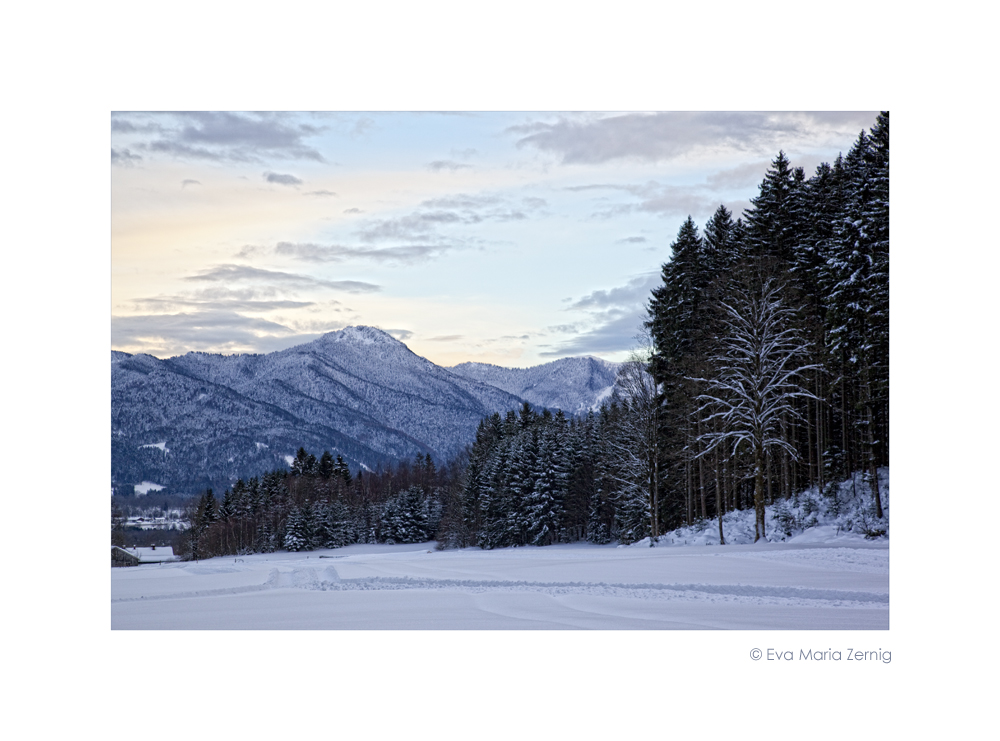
<box><xmin>118</xmin><ymin>546</ymin><xmax>176</xmax><ymax>563</ymax></box>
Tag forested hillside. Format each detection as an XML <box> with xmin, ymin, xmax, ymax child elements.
<box><xmin>644</xmin><ymin>112</ymin><xmax>889</xmax><ymax>541</ymax></box>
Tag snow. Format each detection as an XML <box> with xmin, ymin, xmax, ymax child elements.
<box><xmin>140</xmin><ymin>441</ymin><xmax>168</xmax><ymax>452</ymax></box>
<box><xmin>133</xmin><ymin>481</ymin><xmax>164</xmax><ymax>496</ymax></box>
<box><xmin>327</xmin><ymin>325</ymin><xmax>396</xmax><ymax>345</ymax></box>
<box><xmin>448</xmin><ymin>356</ymin><xmax>619</xmax><ymax>415</ymax></box>
<box><xmin>111</xmin><ymin>539</ymin><xmax>887</xmax><ymax>629</ymax></box>
<box><xmin>652</xmin><ymin>468</ymin><xmax>889</xmax><ymax>547</ymax></box>
<box><xmin>591</xmin><ymin>382</ymin><xmax>616</xmax><ymax>409</ymax></box>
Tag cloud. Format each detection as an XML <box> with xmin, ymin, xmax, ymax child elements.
<box><xmin>112</xmin><ymin>309</ymin><xmax>304</xmax><ymax>357</ymax></box>
<box><xmin>111</xmin><ymin>117</ymin><xmax>163</xmax><ymax>134</ymax></box>
<box><xmin>569</xmin><ymin>274</ymin><xmax>659</xmax><ymax>311</ymax></box>
<box><xmin>304</xmin><ymin>190</ymin><xmax>337</xmax><ymax>197</ymax></box>
<box><xmin>384</xmin><ymin>328</ymin><xmax>414</xmax><ymax>341</ymax></box>
<box><xmin>128</xmin><ymin>294</ymin><xmax>314</xmax><ymax>313</ymax></box>
<box><xmin>352</xmin><ymin>192</ymin><xmax>546</xmax><ymax>245</ymax></box>
<box><xmin>178</xmin><ymin>112</ymin><xmax>322</xmax><ymax>155</ymax></box>
<box><xmin>356</xmin><ymin>212</ymin><xmax>472</xmax><ymax>243</ymax></box>
<box><xmin>111</xmin><ymin>148</ymin><xmax>142</xmax><ymax>166</ymax></box>
<box><xmin>427</xmin><ymin>160</ymin><xmax>473</xmax><ymax>171</ymax></box>
<box><xmin>147</xmin><ymin>139</ymin><xmax>240</xmax><ymax>161</ymax></box>
<box><xmin>632</xmin><ymin>189</ymin><xmax>720</xmax><ymax>218</ymax></box>
<box><xmin>181</xmin><ymin>179</ymin><xmax>201</xmax><ymax>188</ymax></box>
<box><xmin>343</xmin><ymin>207</ymin><xmax>363</xmax><ymax>214</ymax></box>
<box><xmin>617</xmin><ymin>236</ymin><xmax>647</xmax><ymax>244</ymax></box>
<box><xmin>540</xmin><ymin>273</ymin><xmax>660</xmax><ymax>357</ymax></box>
<box><xmin>574</xmin><ymin>181</ymin><xmax>730</xmax><ymax>221</ymax></box>
<box><xmin>705</xmin><ymin>160</ymin><xmax>771</xmax><ymax>190</ymax></box>
<box><xmin>185</xmin><ymin>264</ymin><xmax>380</xmax><ymax>293</ymax></box>
<box><xmin>234</xmin><ymin>244</ymin><xmax>266</xmax><ymax>260</ymax></box>
<box><xmin>726</xmin><ymin>198</ymin><xmax>754</xmax><ymax>220</ymax></box>
<box><xmin>349</xmin><ymin>117</ymin><xmax>375</xmax><ymax>137</ymax></box>
<box><xmin>426</xmin><ymin>334</ymin><xmax>463</xmax><ymax>342</ymax></box>
<box><xmin>420</xmin><ymin>194</ymin><xmax>502</xmax><ymax>209</ymax></box>
<box><xmin>540</xmin><ymin>310</ymin><xmax>650</xmax><ymax>357</ymax></box>
<box><xmin>509</xmin><ymin>111</ymin><xmax>878</xmax><ymax>165</ymax></box>
<box><xmin>116</xmin><ymin>112</ymin><xmax>326</xmax><ymax>163</ymax></box>
<box><xmin>286</xmin><ymin>319</ymin><xmax>352</xmax><ymax>334</ymax></box>
<box><xmin>275</xmin><ymin>242</ymin><xmax>444</xmax><ymax>264</ymax></box>
<box><xmin>264</xmin><ymin>171</ymin><xmax>302</xmax><ymax>186</ymax></box>
<box><xmin>546</xmin><ymin>323</ymin><xmax>585</xmax><ymax>334</ymax></box>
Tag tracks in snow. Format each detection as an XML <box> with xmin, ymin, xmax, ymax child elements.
<box><xmin>111</xmin><ymin>565</ymin><xmax>887</xmax><ymax>610</ymax></box>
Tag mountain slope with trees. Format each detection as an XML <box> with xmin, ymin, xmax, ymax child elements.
<box><xmin>113</xmin><ymin>327</ymin><xmax>612</xmax><ymax>496</ymax></box>
<box><xmin>448</xmin><ymin>356</ymin><xmax>619</xmax><ymax>415</ymax></box>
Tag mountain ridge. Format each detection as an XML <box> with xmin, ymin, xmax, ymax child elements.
<box><xmin>112</xmin><ymin>326</ymin><xmax>620</xmax><ymax>496</ymax></box>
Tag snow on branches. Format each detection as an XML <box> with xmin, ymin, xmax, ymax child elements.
<box><xmin>691</xmin><ymin>276</ymin><xmax>818</xmax><ymax>540</ymax></box>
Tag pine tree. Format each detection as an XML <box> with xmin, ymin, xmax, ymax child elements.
<box><xmin>646</xmin><ymin>216</ymin><xmax>713</xmax><ymax>530</ymax></box>
<box><xmin>526</xmin><ymin>422</ymin><xmax>567</xmax><ymax>545</ymax></box>
<box><xmin>312</xmin><ymin>501</ymin><xmax>333</xmax><ymax>548</ymax></box>
<box><xmin>318</xmin><ymin>451</ymin><xmax>335</xmax><ymax>479</ymax></box>
<box><xmin>335</xmin><ymin>454</ymin><xmax>352</xmax><ymax>485</ymax></box>
<box><xmin>291</xmin><ymin>447</ymin><xmax>310</xmax><ymax>476</ymax></box>
<box><xmin>743</xmin><ymin>151</ymin><xmax>806</xmax><ymax>268</ymax></box>
<box><xmin>283</xmin><ymin>506</ymin><xmax>309</xmax><ymax>551</ymax></box>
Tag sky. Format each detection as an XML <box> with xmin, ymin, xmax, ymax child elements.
<box><xmin>111</xmin><ymin>111</ymin><xmax>879</xmax><ymax>367</ymax></box>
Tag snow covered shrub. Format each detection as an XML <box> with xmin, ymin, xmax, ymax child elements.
<box><xmin>822</xmin><ymin>480</ymin><xmax>842</xmax><ymax>515</ymax></box>
<box><xmin>773</xmin><ymin>500</ymin><xmax>796</xmax><ymax>538</ymax></box>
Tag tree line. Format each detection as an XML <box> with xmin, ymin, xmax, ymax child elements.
<box><xmin>181</xmin><ymin>448</ymin><xmax>461</xmax><ymax>559</ymax></box>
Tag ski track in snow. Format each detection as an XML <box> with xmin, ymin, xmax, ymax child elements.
<box><xmin>112</xmin><ymin>564</ymin><xmax>887</xmax><ymax>611</ymax></box>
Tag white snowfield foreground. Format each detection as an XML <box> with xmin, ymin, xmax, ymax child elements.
<box><xmin>111</xmin><ymin>537</ymin><xmax>888</xmax><ymax>630</ymax></box>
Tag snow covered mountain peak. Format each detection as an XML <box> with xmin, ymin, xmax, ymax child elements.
<box><xmin>319</xmin><ymin>325</ymin><xmax>401</xmax><ymax>347</ymax></box>
<box><xmin>448</xmin><ymin>355</ymin><xmax>621</xmax><ymax>415</ymax></box>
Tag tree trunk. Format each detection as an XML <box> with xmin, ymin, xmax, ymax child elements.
<box><xmin>715</xmin><ymin>437</ymin><xmax>725</xmax><ymax>545</ymax></box>
<box><xmin>651</xmin><ymin>448</ymin><xmax>660</xmax><ymax>540</ymax></box>
<box><xmin>806</xmin><ymin>387</ymin><xmax>814</xmax><ymax>490</ymax></box>
<box><xmin>816</xmin><ymin>372</ymin><xmax>824</xmax><ymax>495</ymax></box>
<box><xmin>754</xmin><ymin>441</ymin><xmax>766</xmax><ymax>542</ymax></box>
<box><xmin>780</xmin><ymin>414</ymin><xmax>790</xmax><ymax>500</ymax></box>
<box><xmin>860</xmin><ymin>351</ymin><xmax>884</xmax><ymax>520</ymax></box>
<box><xmin>698</xmin><ymin>418</ymin><xmax>707</xmax><ymax>520</ymax></box>
<box><xmin>766</xmin><ymin>451</ymin><xmax>773</xmax><ymax>505</ymax></box>
<box><xmin>685</xmin><ymin>456</ymin><xmax>692</xmax><ymax>527</ymax></box>
<box><xmin>866</xmin><ymin>397</ymin><xmax>883</xmax><ymax>519</ymax></box>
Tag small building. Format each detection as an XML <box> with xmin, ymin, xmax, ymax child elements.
<box><xmin>111</xmin><ymin>546</ymin><xmax>140</xmax><ymax>567</ymax></box>
<box><xmin>111</xmin><ymin>545</ymin><xmax>177</xmax><ymax>567</ymax></box>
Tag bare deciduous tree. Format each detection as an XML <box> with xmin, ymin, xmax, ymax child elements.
<box><xmin>693</xmin><ymin>277</ymin><xmax>817</xmax><ymax>541</ymax></box>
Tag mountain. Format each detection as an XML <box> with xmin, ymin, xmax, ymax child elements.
<box><xmin>447</xmin><ymin>356</ymin><xmax>619</xmax><ymax>415</ymax></box>
<box><xmin>112</xmin><ymin>326</ymin><xmax>617</xmax><ymax>496</ymax></box>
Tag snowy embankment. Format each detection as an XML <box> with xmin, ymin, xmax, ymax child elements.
<box><xmin>639</xmin><ymin>468</ymin><xmax>889</xmax><ymax>548</ymax></box>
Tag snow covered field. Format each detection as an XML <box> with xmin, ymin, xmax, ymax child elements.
<box><xmin>111</xmin><ymin>535</ymin><xmax>888</xmax><ymax>629</ymax></box>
